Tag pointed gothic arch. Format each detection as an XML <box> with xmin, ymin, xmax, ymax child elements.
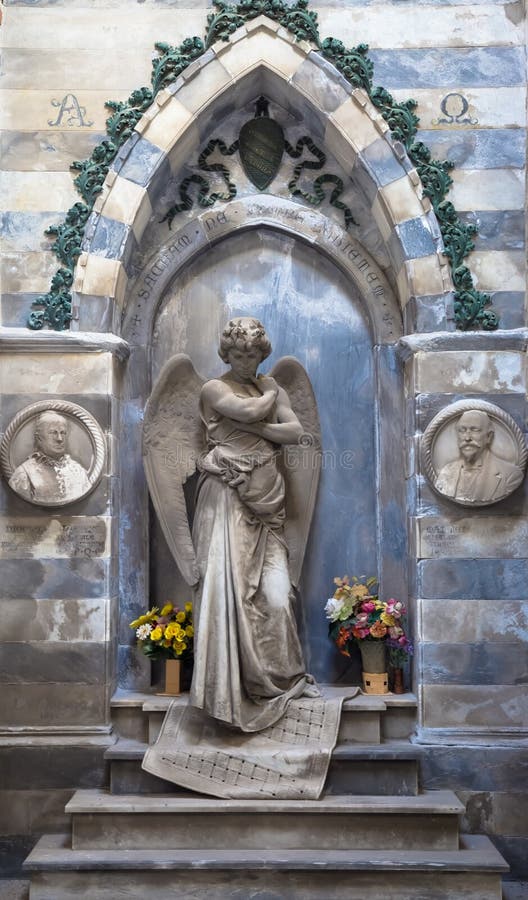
<box><xmin>72</xmin><ymin>17</ymin><xmax>451</xmax><ymax>335</ymax></box>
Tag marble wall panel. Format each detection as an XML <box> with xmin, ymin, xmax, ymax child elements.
<box><xmin>0</xmin><ymin>171</ymin><xmax>78</xmax><ymax>212</ymax></box>
<box><xmin>0</xmin><ymin>598</ymin><xmax>108</xmax><ymax>643</ymax></box>
<box><xmin>421</xmin><ymin>643</ymin><xmax>528</xmax><ymax>685</ymax></box>
<box><xmin>422</xmin><ymin>684</ymin><xmax>528</xmax><ymax>729</ymax></box>
<box><xmin>470</xmin><ymin>249</ymin><xmax>525</xmax><ymax>293</ymax></box>
<box><xmin>1</xmin><ymin>557</ymin><xmax>112</xmax><ymax>600</ymax></box>
<box><xmin>0</xmin><ymin>211</ymin><xmax>64</xmax><ymax>253</ymax></box>
<box><xmin>419</xmin><ymin>745</ymin><xmax>528</xmax><ymax>792</ymax></box>
<box><xmin>0</xmin><ymin>352</ymin><xmax>114</xmax><ymax>394</ymax></box>
<box><xmin>414</xmin><ymin>348</ymin><xmax>526</xmax><ymax>393</ymax></box>
<box><xmin>449</xmin><ymin>169</ymin><xmax>525</xmax><ymax>212</ymax></box>
<box><xmin>0</xmin><ymin>48</ymin><xmax>152</xmax><ymax>90</ymax></box>
<box><xmin>1</xmin><ymin>8</ymin><xmax>205</xmax><ymax>51</ymax></box>
<box><xmin>419</xmin><ymin>598</ymin><xmax>528</xmax><ymax>644</ymax></box>
<box><xmin>0</xmin><ymin>251</ymin><xmax>58</xmax><ymax>294</ymax></box>
<box><xmin>318</xmin><ymin>5</ymin><xmax>523</xmax><ymax>49</ymax></box>
<box><xmin>0</xmin><ymin>130</ymin><xmax>105</xmax><ymax>173</ymax></box>
<box><xmin>418</xmin><ymin>130</ymin><xmax>525</xmax><ymax>171</ymax></box>
<box><xmin>418</xmin><ymin>558</ymin><xmax>528</xmax><ymax>600</ymax></box>
<box><xmin>0</xmin><ymin>642</ymin><xmax>108</xmax><ymax>684</ymax></box>
<box><xmin>369</xmin><ymin>47</ymin><xmax>525</xmax><ymax>89</ymax></box>
<box><xmin>0</xmin><ymin>684</ymin><xmax>108</xmax><ymax>727</ymax></box>
<box><xmin>0</xmin><ymin>744</ymin><xmax>108</xmax><ymax>791</ymax></box>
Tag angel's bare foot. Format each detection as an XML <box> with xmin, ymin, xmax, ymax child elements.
<box><xmin>302</xmin><ymin>683</ymin><xmax>322</xmax><ymax>698</ymax></box>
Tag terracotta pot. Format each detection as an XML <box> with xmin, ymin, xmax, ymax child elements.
<box><xmin>392</xmin><ymin>667</ymin><xmax>404</xmax><ymax>694</ymax></box>
<box><xmin>164</xmin><ymin>658</ymin><xmax>181</xmax><ymax>695</ymax></box>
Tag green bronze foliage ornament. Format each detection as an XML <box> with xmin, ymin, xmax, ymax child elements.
<box><xmin>29</xmin><ymin>0</ymin><xmax>497</xmax><ymax>331</ymax></box>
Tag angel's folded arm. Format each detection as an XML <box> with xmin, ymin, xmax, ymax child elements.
<box><xmin>201</xmin><ymin>380</ymin><xmax>276</xmax><ymax>424</ymax></box>
<box><xmin>233</xmin><ymin>387</ymin><xmax>303</xmax><ymax>444</ymax></box>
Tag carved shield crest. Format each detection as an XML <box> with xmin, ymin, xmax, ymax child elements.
<box><xmin>239</xmin><ymin>116</ymin><xmax>284</xmax><ymax>191</ymax></box>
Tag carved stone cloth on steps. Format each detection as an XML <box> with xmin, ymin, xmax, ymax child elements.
<box><xmin>142</xmin><ymin>693</ymin><xmax>356</xmax><ymax>800</ymax></box>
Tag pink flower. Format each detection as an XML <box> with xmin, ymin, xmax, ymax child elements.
<box><xmin>355</xmin><ymin>613</ymin><xmax>369</xmax><ymax>626</ymax></box>
<box><xmin>361</xmin><ymin>600</ymin><xmax>376</xmax><ymax>613</ymax></box>
<box><xmin>386</xmin><ymin>599</ymin><xmax>405</xmax><ymax>618</ymax></box>
<box><xmin>352</xmin><ymin>626</ymin><xmax>370</xmax><ymax>639</ymax></box>
<box><xmin>388</xmin><ymin>625</ymin><xmax>403</xmax><ymax>639</ymax></box>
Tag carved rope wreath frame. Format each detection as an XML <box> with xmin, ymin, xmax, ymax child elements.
<box><xmin>28</xmin><ymin>0</ymin><xmax>496</xmax><ymax>333</ymax></box>
<box><xmin>0</xmin><ymin>399</ymin><xmax>107</xmax><ymax>507</ymax></box>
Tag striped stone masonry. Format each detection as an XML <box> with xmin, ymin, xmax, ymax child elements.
<box><xmin>401</xmin><ymin>332</ymin><xmax>528</xmax><ymax>736</ymax></box>
<box><xmin>0</xmin><ymin>0</ymin><xmax>527</xmax><ymax>890</ymax></box>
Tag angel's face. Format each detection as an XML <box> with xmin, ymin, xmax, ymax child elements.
<box><xmin>227</xmin><ymin>347</ymin><xmax>262</xmax><ymax>381</ymax></box>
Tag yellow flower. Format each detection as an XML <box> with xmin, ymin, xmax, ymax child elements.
<box><xmin>129</xmin><ymin>608</ymin><xmax>159</xmax><ymax>629</ymax></box>
<box><xmin>176</xmin><ymin>611</ymin><xmax>186</xmax><ymax>623</ymax></box>
<box><xmin>150</xmin><ymin>626</ymin><xmax>162</xmax><ymax>642</ymax></box>
<box><xmin>173</xmin><ymin>640</ymin><xmax>187</xmax><ymax>655</ymax></box>
<box><xmin>185</xmin><ymin>602</ymin><xmax>193</xmax><ymax>613</ymax></box>
<box><xmin>185</xmin><ymin>625</ymin><xmax>194</xmax><ymax>638</ymax></box>
<box><xmin>381</xmin><ymin>612</ymin><xmax>396</xmax><ymax>627</ymax></box>
<box><xmin>164</xmin><ymin>623</ymin><xmax>177</xmax><ymax>639</ymax></box>
<box><xmin>162</xmin><ymin>639</ymin><xmax>171</xmax><ymax>648</ymax></box>
<box><xmin>350</xmin><ymin>584</ymin><xmax>369</xmax><ymax>599</ymax></box>
<box><xmin>161</xmin><ymin>603</ymin><xmax>174</xmax><ymax>616</ymax></box>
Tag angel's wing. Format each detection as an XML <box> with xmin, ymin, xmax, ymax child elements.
<box><xmin>270</xmin><ymin>356</ymin><xmax>322</xmax><ymax>588</ymax></box>
<box><xmin>142</xmin><ymin>354</ymin><xmax>206</xmax><ymax>586</ymax></box>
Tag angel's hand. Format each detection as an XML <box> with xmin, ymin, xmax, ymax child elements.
<box><xmin>255</xmin><ymin>374</ymin><xmax>279</xmax><ymax>398</ymax></box>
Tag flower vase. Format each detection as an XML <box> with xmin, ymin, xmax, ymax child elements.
<box><xmin>360</xmin><ymin>641</ymin><xmax>388</xmax><ymax>694</ymax></box>
<box><xmin>164</xmin><ymin>658</ymin><xmax>181</xmax><ymax>696</ymax></box>
<box><xmin>392</xmin><ymin>667</ymin><xmax>404</xmax><ymax>694</ymax></box>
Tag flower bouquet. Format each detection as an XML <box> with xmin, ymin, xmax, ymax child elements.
<box><xmin>130</xmin><ymin>601</ymin><xmax>194</xmax><ymax>694</ymax></box>
<box><xmin>324</xmin><ymin>576</ymin><xmax>412</xmax><ymax>693</ymax></box>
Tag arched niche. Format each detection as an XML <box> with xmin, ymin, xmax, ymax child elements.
<box><xmin>92</xmin><ymin>19</ymin><xmax>432</xmax><ymax>688</ymax></box>
<box><xmin>119</xmin><ymin>201</ymin><xmax>406</xmax><ymax>686</ymax></box>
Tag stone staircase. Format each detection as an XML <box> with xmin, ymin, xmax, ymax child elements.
<box><xmin>23</xmin><ymin>688</ymin><xmax>508</xmax><ymax>899</ymax></box>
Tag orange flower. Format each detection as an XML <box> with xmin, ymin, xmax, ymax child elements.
<box><xmin>369</xmin><ymin>621</ymin><xmax>387</xmax><ymax>638</ymax></box>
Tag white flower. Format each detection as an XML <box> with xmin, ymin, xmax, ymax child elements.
<box><xmin>324</xmin><ymin>597</ymin><xmax>345</xmax><ymax>622</ymax></box>
<box><xmin>136</xmin><ymin>623</ymin><xmax>152</xmax><ymax>640</ymax></box>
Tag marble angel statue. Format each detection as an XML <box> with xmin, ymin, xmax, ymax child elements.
<box><xmin>143</xmin><ymin>317</ymin><xmax>322</xmax><ymax>733</ymax></box>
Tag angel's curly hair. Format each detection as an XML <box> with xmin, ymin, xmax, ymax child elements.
<box><xmin>218</xmin><ymin>317</ymin><xmax>272</xmax><ymax>364</ymax></box>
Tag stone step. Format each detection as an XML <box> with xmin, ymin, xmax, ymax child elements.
<box><xmin>24</xmin><ymin>833</ymin><xmax>508</xmax><ymax>900</ymax></box>
<box><xmin>67</xmin><ymin>788</ymin><xmax>463</xmax><ymax>852</ymax></box>
<box><xmin>110</xmin><ymin>688</ymin><xmax>418</xmax><ymax>746</ymax></box>
<box><xmin>105</xmin><ymin>738</ymin><xmax>420</xmax><ymax>796</ymax></box>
